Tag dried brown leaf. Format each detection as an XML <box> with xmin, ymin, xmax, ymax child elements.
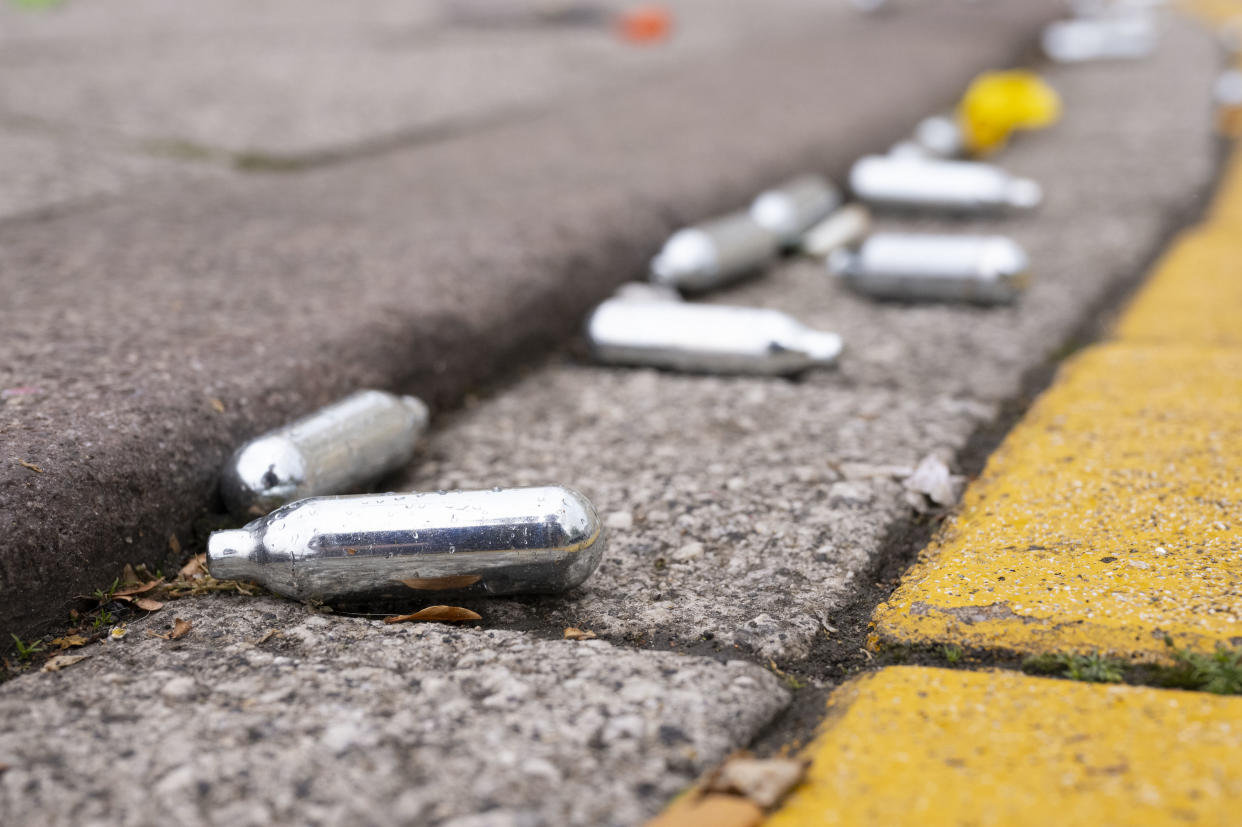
<box><xmin>383</xmin><ymin>606</ymin><xmax>481</xmax><ymax>624</ymax></box>
<box><xmin>15</xmin><ymin>458</ymin><xmax>43</xmax><ymax>473</ymax></box>
<box><xmin>120</xmin><ymin>564</ymin><xmax>141</xmax><ymax>586</ymax></box>
<box><xmin>209</xmin><ymin>397</ymin><xmax>225</xmax><ymax>413</ymax></box>
<box><xmin>49</xmin><ymin>634</ymin><xmax>88</xmax><ymax>650</ymax></box>
<box><xmin>399</xmin><ymin>575</ymin><xmax>482</xmax><ymax>590</ymax></box>
<box><xmin>645</xmin><ymin>794</ymin><xmax>763</xmax><ymax>827</ymax></box>
<box><xmin>563</xmin><ymin>627</ymin><xmax>597</xmax><ymax>641</ymax></box>
<box><xmin>133</xmin><ymin>597</ymin><xmax>164</xmax><ymax>612</ymax></box>
<box><xmin>41</xmin><ymin>654</ymin><xmax>89</xmax><ymax>673</ymax></box>
<box><xmin>178</xmin><ymin>554</ymin><xmax>207</xmax><ymax>580</ymax></box>
<box><xmin>168</xmin><ymin>534</ymin><xmax>181</xmax><ymax>556</ymax></box>
<box><xmin>253</xmin><ymin>629</ymin><xmax>281</xmax><ymax>645</ymax></box>
<box><xmin>148</xmin><ymin>618</ymin><xmax>192</xmax><ymax>640</ymax></box>
<box><xmin>708</xmin><ymin>756</ymin><xmax>808</xmax><ymax>809</ymax></box>
<box><xmin>113</xmin><ymin>578</ymin><xmax>164</xmax><ymax>597</ymax></box>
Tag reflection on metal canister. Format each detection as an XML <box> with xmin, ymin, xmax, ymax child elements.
<box><xmin>829</xmin><ymin>232</ymin><xmax>1029</xmax><ymax>305</ymax></box>
<box><xmin>221</xmin><ymin>390</ymin><xmax>429</xmax><ymax>519</ymax></box>
<box><xmin>649</xmin><ymin>211</ymin><xmax>781</xmax><ymax>292</ymax></box>
<box><xmin>1042</xmin><ymin>14</ymin><xmax>1157</xmax><ymax>63</ymax></box>
<box><xmin>749</xmin><ymin>174</ymin><xmax>842</xmax><ymax>246</ymax></box>
<box><xmin>849</xmin><ymin>155</ymin><xmax>1042</xmax><ymax>213</ymax></box>
<box><xmin>799</xmin><ymin>204</ymin><xmax>872</xmax><ymax>259</ymax></box>
<box><xmin>207</xmin><ymin>486</ymin><xmax>605</xmax><ymax>603</ymax></box>
<box><xmin>587</xmin><ymin>297</ymin><xmax>842</xmax><ymax>375</ymax></box>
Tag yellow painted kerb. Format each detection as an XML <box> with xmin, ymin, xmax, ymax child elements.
<box><xmin>766</xmin><ymin>666</ymin><xmax>1242</xmax><ymax>826</ymax></box>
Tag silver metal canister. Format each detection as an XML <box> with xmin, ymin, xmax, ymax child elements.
<box><xmin>587</xmin><ymin>297</ymin><xmax>842</xmax><ymax>375</ymax></box>
<box><xmin>649</xmin><ymin>211</ymin><xmax>781</xmax><ymax>293</ymax></box>
<box><xmin>799</xmin><ymin>204</ymin><xmax>872</xmax><ymax>258</ymax></box>
<box><xmin>207</xmin><ymin>486</ymin><xmax>605</xmax><ymax>603</ymax></box>
<box><xmin>221</xmin><ymin>390</ymin><xmax>429</xmax><ymax>519</ymax></box>
<box><xmin>913</xmin><ymin>115</ymin><xmax>965</xmax><ymax>158</ymax></box>
<box><xmin>849</xmin><ymin>155</ymin><xmax>1042</xmax><ymax>213</ymax></box>
<box><xmin>749</xmin><ymin>174</ymin><xmax>842</xmax><ymax>247</ymax></box>
<box><xmin>1042</xmin><ymin>14</ymin><xmax>1157</xmax><ymax>63</ymax></box>
<box><xmin>829</xmin><ymin>233</ymin><xmax>1029</xmax><ymax>304</ymax></box>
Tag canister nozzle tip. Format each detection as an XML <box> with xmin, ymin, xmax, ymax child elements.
<box><xmin>206</xmin><ymin>529</ymin><xmax>261</xmax><ymax>580</ymax></box>
<box><xmin>798</xmin><ymin>330</ymin><xmax>845</xmax><ymax>366</ymax></box>
<box><xmin>1006</xmin><ymin>178</ymin><xmax>1043</xmax><ymax>209</ymax></box>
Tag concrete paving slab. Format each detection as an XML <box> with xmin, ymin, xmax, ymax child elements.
<box><xmin>0</xmin><ymin>595</ymin><xmax>788</xmax><ymax>826</ymax></box>
<box><xmin>766</xmin><ymin>666</ymin><xmax>1242</xmax><ymax>826</ymax></box>
<box><xmin>0</xmin><ymin>1</ymin><xmax>1060</xmax><ymax>639</ymax></box>
<box><xmin>0</xmin><ymin>0</ymin><xmax>867</xmax><ymax>158</ymax></box>
<box><xmin>387</xmin><ymin>16</ymin><xmax>1220</xmax><ymax>662</ymax></box>
<box><xmin>0</xmin><ymin>127</ymin><xmax>220</xmax><ymax>221</ymax></box>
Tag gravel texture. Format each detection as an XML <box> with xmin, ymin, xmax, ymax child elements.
<box><xmin>0</xmin><ymin>595</ymin><xmax>787</xmax><ymax>827</ymax></box>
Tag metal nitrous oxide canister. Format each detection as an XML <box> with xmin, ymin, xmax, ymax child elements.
<box><xmin>587</xmin><ymin>298</ymin><xmax>842</xmax><ymax>375</ymax></box>
<box><xmin>829</xmin><ymin>233</ymin><xmax>1029</xmax><ymax>304</ymax></box>
<box><xmin>799</xmin><ymin>204</ymin><xmax>872</xmax><ymax>258</ymax></box>
<box><xmin>220</xmin><ymin>390</ymin><xmax>430</xmax><ymax>519</ymax></box>
<box><xmin>207</xmin><ymin>486</ymin><xmax>605</xmax><ymax>603</ymax></box>
<box><xmin>749</xmin><ymin>174</ymin><xmax>842</xmax><ymax>247</ymax></box>
<box><xmin>649</xmin><ymin>211</ymin><xmax>781</xmax><ymax>293</ymax></box>
<box><xmin>849</xmin><ymin>155</ymin><xmax>1042</xmax><ymax>213</ymax></box>
<box><xmin>913</xmin><ymin>115</ymin><xmax>965</xmax><ymax>158</ymax></box>
<box><xmin>1042</xmin><ymin>14</ymin><xmax>1157</xmax><ymax>63</ymax></box>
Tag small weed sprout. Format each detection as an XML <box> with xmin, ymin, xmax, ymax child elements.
<box><xmin>9</xmin><ymin>634</ymin><xmax>45</xmax><ymax>662</ymax></box>
<box><xmin>942</xmin><ymin>645</ymin><xmax>963</xmax><ymax>664</ymax></box>
<box><xmin>1023</xmin><ymin>652</ymin><xmax>1123</xmax><ymax>683</ymax></box>
<box><xmin>1166</xmin><ymin>645</ymin><xmax>1242</xmax><ymax>695</ymax></box>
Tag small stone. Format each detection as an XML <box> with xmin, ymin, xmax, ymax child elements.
<box><xmin>605</xmin><ymin>511</ymin><xmax>633</xmax><ymax>530</ymax></box>
<box><xmin>160</xmin><ymin>675</ymin><xmax>202</xmax><ymax>703</ymax></box>
<box><xmin>829</xmin><ymin>481</ymin><xmax>872</xmax><ymax>504</ymax></box>
<box><xmin>709</xmin><ymin>755</ymin><xmax>807</xmax><ymax>808</ymax></box>
<box><xmin>673</xmin><ymin>542</ymin><xmax>704</xmax><ymax>561</ymax></box>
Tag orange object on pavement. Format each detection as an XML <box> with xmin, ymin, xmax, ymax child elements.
<box><xmin>618</xmin><ymin>5</ymin><xmax>672</xmax><ymax>43</ymax></box>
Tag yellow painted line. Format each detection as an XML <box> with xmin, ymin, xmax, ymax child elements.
<box><xmin>872</xmin><ymin>342</ymin><xmax>1242</xmax><ymax>660</ymax></box>
<box><xmin>1118</xmin><ymin>228</ymin><xmax>1242</xmax><ymax>346</ymax></box>
<box><xmin>766</xmin><ymin>666</ymin><xmax>1242</xmax><ymax>827</ymax></box>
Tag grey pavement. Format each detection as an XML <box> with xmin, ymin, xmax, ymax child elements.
<box><xmin>0</xmin><ymin>0</ymin><xmax>861</xmax><ymax>221</ymax></box>
<box><xmin>0</xmin><ymin>596</ymin><xmax>787</xmax><ymax>827</ymax></box>
<box><xmin>0</xmin><ymin>0</ymin><xmax>1059</xmax><ymax>639</ymax></box>
<box><xmin>0</xmin><ymin>11</ymin><xmax>1223</xmax><ymax>827</ymax></box>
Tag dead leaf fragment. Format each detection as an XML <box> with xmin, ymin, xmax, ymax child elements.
<box><xmin>708</xmin><ymin>756</ymin><xmax>809</xmax><ymax>809</ymax></box>
<box><xmin>253</xmin><ymin>629</ymin><xmax>281</xmax><ymax>645</ymax></box>
<box><xmin>399</xmin><ymin>575</ymin><xmax>481</xmax><ymax>590</ymax></box>
<box><xmin>178</xmin><ymin>554</ymin><xmax>207</xmax><ymax>580</ymax></box>
<box><xmin>14</xmin><ymin>458</ymin><xmax>43</xmax><ymax>473</ymax></box>
<box><xmin>168</xmin><ymin>534</ymin><xmax>181</xmax><ymax>556</ymax></box>
<box><xmin>133</xmin><ymin>597</ymin><xmax>164</xmax><ymax>612</ymax></box>
<box><xmin>148</xmin><ymin>618</ymin><xmax>192</xmax><ymax>640</ymax></box>
<box><xmin>113</xmin><ymin>578</ymin><xmax>164</xmax><ymax>597</ymax></box>
<box><xmin>41</xmin><ymin>654</ymin><xmax>89</xmax><ymax>673</ymax></box>
<box><xmin>563</xmin><ymin>627</ymin><xmax>597</xmax><ymax>641</ymax></box>
<box><xmin>209</xmin><ymin>397</ymin><xmax>225</xmax><ymax>413</ymax></box>
<box><xmin>383</xmin><ymin>606</ymin><xmax>481</xmax><ymax>624</ymax></box>
<box><xmin>49</xmin><ymin>634</ymin><xmax>88</xmax><ymax>650</ymax></box>
<box><xmin>645</xmin><ymin>794</ymin><xmax>763</xmax><ymax>827</ymax></box>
